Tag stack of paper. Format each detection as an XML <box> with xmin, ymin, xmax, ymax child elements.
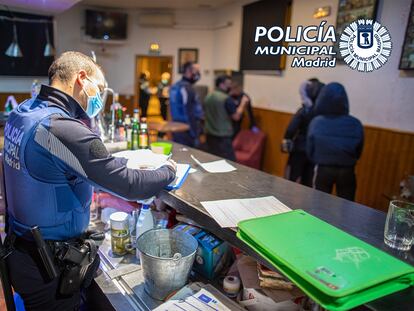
<box><xmin>113</xmin><ymin>149</ymin><xmax>168</xmax><ymax>170</ymax></box>
<box><xmin>154</xmin><ymin>288</ymin><xmax>231</xmax><ymax>311</ymax></box>
<box><xmin>113</xmin><ymin>149</ymin><xmax>190</xmax><ymax>190</ymax></box>
<box><xmin>200</xmin><ymin>196</ymin><xmax>291</xmax><ymax>228</ymax></box>
<box><xmin>191</xmin><ymin>155</ymin><xmax>236</xmax><ymax>173</ymax></box>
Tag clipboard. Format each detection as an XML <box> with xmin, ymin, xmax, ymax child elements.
<box><xmin>165</xmin><ymin>164</ymin><xmax>191</xmax><ymax>190</ymax></box>
<box><xmin>237</xmin><ymin>210</ymin><xmax>414</xmax><ymax>311</ymax></box>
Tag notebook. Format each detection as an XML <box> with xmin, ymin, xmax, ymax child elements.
<box><xmin>237</xmin><ymin>210</ymin><xmax>414</xmax><ymax>311</ymax></box>
<box><xmin>113</xmin><ymin>150</ymin><xmax>190</xmax><ymax>191</ymax></box>
<box><xmin>166</xmin><ymin>164</ymin><xmax>191</xmax><ymax>190</ymax></box>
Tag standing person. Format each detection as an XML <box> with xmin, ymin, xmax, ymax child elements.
<box><xmin>169</xmin><ymin>62</ymin><xmax>203</xmax><ymax>147</ymax></box>
<box><xmin>307</xmin><ymin>82</ymin><xmax>364</xmax><ymax>201</ymax></box>
<box><xmin>157</xmin><ymin>72</ymin><xmax>171</xmax><ymax>120</ymax></box>
<box><xmin>282</xmin><ymin>78</ymin><xmax>324</xmax><ymax>187</ymax></box>
<box><xmin>204</xmin><ymin>75</ymin><xmax>247</xmax><ymax>161</ymax></box>
<box><xmin>229</xmin><ymin>82</ymin><xmax>258</xmax><ymax>138</ymax></box>
<box><xmin>3</xmin><ymin>51</ymin><xmax>176</xmax><ymax>310</ymax></box>
<box><xmin>138</xmin><ymin>71</ymin><xmax>151</xmax><ymax>118</ymax></box>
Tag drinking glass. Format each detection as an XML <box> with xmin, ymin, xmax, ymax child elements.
<box><xmin>384</xmin><ymin>200</ymin><xmax>414</xmax><ymax>251</ymax></box>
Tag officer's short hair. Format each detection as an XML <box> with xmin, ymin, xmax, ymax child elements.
<box><xmin>48</xmin><ymin>51</ymin><xmax>103</xmax><ymax>85</ymax></box>
<box><xmin>215</xmin><ymin>75</ymin><xmax>231</xmax><ymax>88</ymax></box>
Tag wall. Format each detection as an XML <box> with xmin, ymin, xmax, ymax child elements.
<box><xmin>213</xmin><ymin>0</ymin><xmax>414</xmax><ymax>133</ymax></box>
<box><xmin>247</xmin><ymin>107</ymin><xmax>414</xmax><ymax>211</ymax></box>
<box><xmin>2</xmin><ymin>0</ymin><xmax>413</xmax><ymax>132</ymax></box>
<box><xmin>0</xmin><ymin>4</ymin><xmax>217</xmax><ymax>94</ymax></box>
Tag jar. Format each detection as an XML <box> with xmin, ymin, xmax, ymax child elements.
<box><xmin>110</xmin><ymin>212</ymin><xmax>130</xmax><ymax>256</ymax></box>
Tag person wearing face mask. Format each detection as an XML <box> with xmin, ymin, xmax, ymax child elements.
<box><xmin>281</xmin><ymin>78</ymin><xmax>324</xmax><ymax>187</ymax></box>
<box><xmin>157</xmin><ymin>72</ymin><xmax>171</xmax><ymax>120</ymax></box>
<box><xmin>229</xmin><ymin>82</ymin><xmax>258</xmax><ymax>138</ymax></box>
<box><xmin>3</xmin><ymin>51</ymin><xmax>176</xmax><ymax>310</ymax></box>
<box><xmin>169</xmin><ymin>62</ymin><xmax>204</xmax><ymax>147</ymax></box>
<box><xmin>203</xmin><ymin>75</ymin><xmax>247</xmax><ymax>161</ymax></box>
<box><xmin>138</xmin><ymin>71</ymin><xmax>152</xmax><ymax>118</ymax></box>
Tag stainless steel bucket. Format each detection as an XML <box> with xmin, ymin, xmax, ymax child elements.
<box><xmin>136</xmin><ymin>228</ymin><xmax>198</xmax><ymax>300</ymax></box>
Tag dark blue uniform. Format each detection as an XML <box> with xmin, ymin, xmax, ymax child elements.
<box><xmin>4</xmin><ymin>85</ymin><xmax>175</xmax><ymax>310</ymax></box>
<box><xmin>169</xmin><ymin>78</ymin><xmax>203</xmax><ymax>147</ymax></box>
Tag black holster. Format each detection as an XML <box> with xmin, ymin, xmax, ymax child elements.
<box><xmin>56</xmin><ymin>238</ymin><xmax>100</xmax><ymax>296</ymax></box>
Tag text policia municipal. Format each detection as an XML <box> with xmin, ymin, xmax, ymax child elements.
<box><xmin>254</xmin><ymin>21</ymin><xmax>337</xmax><ymax>68</ymax></box>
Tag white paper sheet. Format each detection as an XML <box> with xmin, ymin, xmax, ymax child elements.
<box><xmin>191</xmin><ymin>155</ymin><xmax>236</xmax><ymax>173</ymax></box>
<box><xmin>113</xmin><ymin>149</ymin><xmax>168</xmax><ymax>170</ymax></box>
<box><xmin>200</xmin><ymin>196</ymin><xmax>291</xmax><ymax>228</ymax></box>
<box><xmin>113</xmin><ymin>150</ymin><xmax>190</xmax><ymax>189</ymax></box>
<box><xmin>154</xmin><ymin>288</ymin><xmax>231</xmax><ymax>311</ymax></box>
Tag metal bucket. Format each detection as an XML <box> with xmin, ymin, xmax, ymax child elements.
<box><xmin>136</xmin><ymin>228</ymin><xmax>198</xmax><ymax>300</ymax></box>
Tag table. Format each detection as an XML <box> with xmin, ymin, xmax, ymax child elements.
<box><xmin>148</xmin><ymin>121</ymin><xmax>189</xmax><ymax>133</ymax></box>
<box><xmin>158</xmin><ymin>143</ymin><xmax>414</xmax><ymax>310</ymax></box>
<box><xmin>96</xmin><ymin>142</ymin><xmax>414</xmax><ymax>310</ymax></box>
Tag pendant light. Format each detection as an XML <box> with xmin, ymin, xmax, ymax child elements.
<box><xmin>5</xmin><ymin>22</ymin><xmax>23</xmax><ymax>57</ymax></box>
<box><xmin>43</xmin><ymin>24</ymin><xmax>55</xmax><ymax>57</ymax></box>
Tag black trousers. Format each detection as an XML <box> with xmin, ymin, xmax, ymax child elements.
<box><xmin>286</xmin><ymin>151</ymin><xmax>314</xmax><ymax>187</ymax></box>
<box><xmin>139</xmin><ymin>96</ymin><xmax>150</xmax><ymax>118</ymax></box>
<box><xmin>206</xmin><ymin>134</ymin><xmax>236</xmax><ymax>161</ymax></box>
<box><xmin>159</xmin><ymin>98</ymin><xmax>168</xmax><ymax>120</ymax></box>
<box><xmin>7</xmin><ymin>248</ymin><xmax>81</xmax><ymax>311</ymax></box>
<box><xmin>314</xmin><ymin>165</ymin><xmax>356</xmax><ymax>201</ymax></box>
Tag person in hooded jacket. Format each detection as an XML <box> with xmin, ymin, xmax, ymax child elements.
<box><xmin>307</xmin><ymin>82</ymin><xmax>364</xmax><ymax>201</ymax></box>
<box><xmin>282</xmin><ymin>78</ymin><xmax>324</xmax><ymax>187</ymax></box>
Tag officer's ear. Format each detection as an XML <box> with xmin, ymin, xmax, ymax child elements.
<box><xmin>75</xmin><ymin>70</ymin><xmax>88</xmax><ymax>89</ymax></box>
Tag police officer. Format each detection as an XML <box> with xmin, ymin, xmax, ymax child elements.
<box><xmin>3</xmin><ymin>51</ymin><xmax>176</xmax><ymax>310</ymax></box>
<box><xmin>169</xmin><ymin>62</ymin><xmax>203</xmax><ymax>147</ymax></box>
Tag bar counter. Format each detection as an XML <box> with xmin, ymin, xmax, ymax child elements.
<box><xmin>94</xmin><ymin>142</ymin><xmax>414</xmax><ymax>310</ymax></box>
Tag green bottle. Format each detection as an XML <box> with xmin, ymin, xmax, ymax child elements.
<box><xmin>124</xmin><ymin>114</ymin><xmax>132</xmax><ymax>149</ymax></box>
<box><xmin>115</xmin><ymin>108</ymin><xmax>125</xmax><ymax>141</ymax></box>
<box><xmin>131</xmin><ymin>119</ymin><xmax>140</xmax><ymax>150</ymax></box>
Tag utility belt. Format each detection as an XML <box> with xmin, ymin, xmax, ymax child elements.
<box><xmin>3</xmin><ymin>227</ymin><xmax>104</xmax><ymax>296</ymax></box>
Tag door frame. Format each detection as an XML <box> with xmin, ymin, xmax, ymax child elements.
<box><xmin>134</xmin><ymin>54</ymin><xmax>174</xmax><ymax>109</ymax></box>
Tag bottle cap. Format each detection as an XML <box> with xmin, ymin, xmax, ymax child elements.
<box><xmin>110</xmin><ymin>212</ymin><xmax>129</xmax><ymax>230</ymax></box>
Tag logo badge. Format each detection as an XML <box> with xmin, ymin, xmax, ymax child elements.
<box><xmin>339</xmin><ymin>19</ymin><xmax>392</xmax><ymax>72</ymax></box>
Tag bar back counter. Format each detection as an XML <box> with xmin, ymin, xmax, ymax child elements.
<box><xmin>94</xmin><ymin>142</ymin><xmax>414</xmax><ymax>310</ymax></box>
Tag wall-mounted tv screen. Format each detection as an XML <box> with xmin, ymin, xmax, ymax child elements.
<box><xmin>85</xmin><ymin>9</ymin><xmax>127</xmax><ymax>40</ymax></box>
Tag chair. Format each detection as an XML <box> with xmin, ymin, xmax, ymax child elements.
<box><xmin>232</xmin><ymin>130</ymin><xmax>266</xmax><ymax>169</ymax></box>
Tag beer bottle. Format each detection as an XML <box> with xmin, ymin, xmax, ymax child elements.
<box><xmin>133</xmin><ymin>108</ymin><xmax>140</xmax><ymax>122</ymax></box>
<box><xmin>115</xmin><ymin>108</ymin><xmax>125</xmax><ymax>141</ymax></box>
<box><xmin>138</xmin><ymin>119</ymin><xmax>149</xmax><ymax>149</ymax></box>
<box><xmin>124</xmin><ymin>114</ymin><xmax>132</xmax><ymax>149</ymax></box>
<box><xmin>131</xmin><ymin>119</ymin><xmax>140</xmax><ymax>150</ymax></box>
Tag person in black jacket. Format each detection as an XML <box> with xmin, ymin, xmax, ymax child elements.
<box><xmin>307</xmin><ymin>82</ymin><xmax>364</xmax><ymax>201</ymax></box>
<box><xmin>138</xmin><ymin>71</ymin><xmax>152</xmax><ymax>118</ymax></box>
<box><xmin>282</xmin><ymin>78</ymin><xmax>324</xmax><ymax>186</ymax></box>
<box><xmin>229</xmin><ymin>82</ymin><xmax>258</xmax><ymax>138</ymax></box>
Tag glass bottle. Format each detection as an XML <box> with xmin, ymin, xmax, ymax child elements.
<box><xmin>124</xmin><ymin>114</ymin><xmax>132</xmax><ymax>149</ymax></box>
<box><xmin>116</xmin><ymin>108</ymin><xmax>125</xmax><ymax>141</ymax></box>
<box><xmin>131</xmin><ymin>119</ymin><xmax>140</xmax><ymax>150</ymax></box>
<box><xmin>133</xmin><ymin>108</ymin><xmax>140</xmax><ymax>122</ymax></box>
<box><xmin>138</xmin><ymin>120</ymin><xmax>149</xmax><ymax>149</ymax></box>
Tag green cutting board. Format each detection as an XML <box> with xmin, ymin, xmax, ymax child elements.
<box><xmin>237</xmin><ymin>210</ymin><xmax>414</xmax><ymax>311</ymax></box>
